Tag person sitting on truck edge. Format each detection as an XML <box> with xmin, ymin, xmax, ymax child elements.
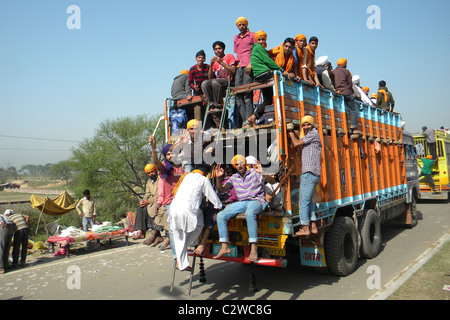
<box><xmin>171</xmin><ymin>70</ymin><xmax>192</xmax><ymax>102</ymax></box>
<box><xmin>332</xmin><ymin>58</ymin><xmax>363</xmax><ymax>137</ymax></box>
<box><xmin>188</xmin><ymin>50</ymin><xmax>210</xmax><ymax>97</ymax></box>
<box><xmin>234</xmin><ymin>17</ymin><xmax>255</xmax><ymax>127</ymax></box>
<box><xmin>195</xmin><ymin>164</ymin><xmax>237</xmax><ymax>257</ymax></box>
<box><xmin>419</xmin><ymin>155</ymin><xmax>438</xmax><ymax>192</ymax></box>
<box><xmin>213</xmin><ymin>155</ymin><xmax>265</xmax><ymax>262</ymax></box>
<box><xmin>246</xmin><ymin>31</ymin><xmax>289</xmax><ymax>127</ymax></box>
<box><xmin>201</xmin><ymin>41</ymin><xmax>236</xmax><ymax>113</ymax></box>
<box><xmin>169</xmin><ymin>165</ymin><xmax>222</xmax><ymax>271</ymax></box>
<box><xmin>301</xmin><ymin>36</ymin><xmax>323</xmax><ymax>88</ymax></box>
<box><xmin>376</xmin><ymin>80</ymin><xmax>395</xmax><ymax>112</ymax></box>
<box><xmin>288</xmin><ymin>115</ymin><xmax>322</xmax><ymax>236</ymax></box>
<box><xmin>293</xmin><ymin>34</ymin><xmax>307</xmax><ymax>81</ymax></box>
<box><xmin>267</xmin><ymin>38</ymin><xmax>298</xmax><ymax>81</ymax></box>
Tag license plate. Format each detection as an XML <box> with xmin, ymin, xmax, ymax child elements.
<box><xmin>212</xmin><ymin>245</ymin><xmax>238</xmax><ymax>257</ymax></box>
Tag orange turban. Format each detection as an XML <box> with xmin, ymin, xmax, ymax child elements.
<box><xmin>426</xmin><ymin>155</ymin><xmax>433</xmax><ymax>159</ymax></box>
<box><xmin>362</xmin><ymin>86</ymin><xmax>369</xmax><ymax>92</ymax></box>
<box><xmin>231</xmin><ymin>155</ymin><xmax>247</xmax><ymax>169</ymax></box>
<box><xmin>254</xmin><ymin>30</ymin><xmax>267</xmax><ymax>41</ymax></box>
<box><xmin>337</xmin><ymin>58</ymin><xmax>347</xmax><ymax>66</ymax></box>
<box><xmin>235</xmin><ymin>17</ymin><xmax>248</xmax><ymax>27</ymax></box>
<box><xmin>295</xmin><ymin>34</ymin><xmax>307</xmax><ymax>41</ymax></box>
<box><xmin>268</xmin><ymin>43</ymin><xmax>295</xmax><ymax>72</ymax></box>
<box><xmin>144</xmin><ymin>164</ymin><xmax>157</xmax><ymax>174</ymax></box>
<box><xmin>180</xmin><ymin>70</ymin><xmax>189</xmax><ymax>75</ymax></box>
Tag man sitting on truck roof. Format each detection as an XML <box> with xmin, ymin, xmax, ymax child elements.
<box><xmin>246</xmin><ymin>31</ymin><xmax>289</xmax><ymax>127</ymax></box>
<box><xmin>213</xmin><ymin>155</ymin><xmax>266</xmax><ymax>262</ymax></box>
<box><xmin>201</xmin><ymin>41</ymin><xmax>236</xmax><ymax>113</ymax></box>
<box><xmin>301</xmin><ymin>36</ymin><xmax>323</xmax><ymax>88</ymax></box>
<box><xmin>267</xmin><ymin>37</ymin><xmax>298</xmax><ymax>80</ymax></box>
<box><xmin>288</xmin><ymin>115</ymin><xmax>322</xmax><ymax>236</ymax></box>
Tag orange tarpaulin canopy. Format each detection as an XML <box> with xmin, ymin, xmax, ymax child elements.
<box><xmin>30</xmin><ymin>191</ymin><xmax>78</xmax><ymax>216</ymax></box>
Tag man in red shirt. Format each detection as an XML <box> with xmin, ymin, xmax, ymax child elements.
<box><xmin>201</xmin><ymin>41</ymin><xmax>236</xmax><ymax>112</ymax></box>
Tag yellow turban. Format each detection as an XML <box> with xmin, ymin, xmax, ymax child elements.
<box><xmin>337</xmin><ymin>58</ymin><xmax>347</xmax><ymax>66</ymax></box>
<box><xmin>371</xmin><ymin>93</ymin><xmax>377</xmax><ymax>99</ymax></box>
<box><xmin>144</xmin><ymin>164</ymin><xmax>157</xmax><ymax>174</ymax></box>
<box><xmin>235</xmin><ymin>16</ymin><xmax>248</xmax><ymax>27</ymax></box>
<box><xmin>186</xmin><ymin>119</ymin><xmax>200</xmax><ymax>130</ymax></box>
<box><xmin>426</xmin><ymin>155</ymin><xmax>433</xmax><ymax>159</ymax></box>
<box><xmin>231</xmin><ymin>155</ymin><xmax>247</xmax><ymax>169</ymax></box>
<box><xmin>362</xmin><ymin>86</ymin><xmax>369</xmax><ymax>92</ymax></box>
<box><xmin>300</xmin><ymin>115</ymin><xmax>315</xmax><ymax>139</ymax></box>
<box><xmin>180</xmin><ymin>70</ymin><xmax>189</xmax><ymax>75</ymax></box>
<box><xmin>295</xmin><ymin>34</ymin><xmax>307</xmax><ymax>41</ymax></box>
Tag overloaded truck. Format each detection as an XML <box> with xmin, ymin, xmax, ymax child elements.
<box><xmin>162</xmin><ymin>71</ymin><xmax>420</xmax><ymax>285</ymax></box>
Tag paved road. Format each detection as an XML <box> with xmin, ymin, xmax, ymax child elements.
<box><xmin>0</xmin><ymin>200</ymin><xmax>449</xmax><ymax>301</ymax></box>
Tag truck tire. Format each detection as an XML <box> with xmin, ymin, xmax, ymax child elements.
<box><xmin>406</xmin><ymin>197</ymin><xmax>418</xmax><ymax>229</ymax></box>
<box><xmin>359</xmin><ymin>209</ymin><xmax>381</xmax><ymax>259</ymax></box>
<box><xmin>325</xmin><ymin>216</ymin><xmax>359</xmax><ymax>276</ymax></box>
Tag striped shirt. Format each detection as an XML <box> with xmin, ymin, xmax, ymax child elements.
<box><xmin>225</xmin><ymin>168</ymin><xmax>265</xmax><ymax>204</ymax></box>
<box><xmin>301</xmin><ymin>128</ymin><xmax>322</xmax><ymax>177</ymax></box>
<box><xmin>9</xmin><ymin>213</ymin><xmax>28</xmax><ymax>231</ymax></box>
<box><xmin>188</xmin><ymin>64</ymin><xmax>210</xmax><ymax>94</ymax></box>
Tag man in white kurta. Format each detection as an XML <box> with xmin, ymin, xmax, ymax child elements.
<box><xmin>169</xmin><ymin>170</ymin><xmax>222</xmax><ymax>271</ymax></box>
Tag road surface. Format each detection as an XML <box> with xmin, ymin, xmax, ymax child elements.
<box><xmin>0</xmin><ymin>200</ymin><xmax>449</xmax><ymax>303</ymax></box>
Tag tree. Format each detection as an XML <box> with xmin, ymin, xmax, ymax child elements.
<box><xmin>48</xmin><ymin>160</ymin><xmax>73</xmax><ymax>182</ymax></box>
<box><xmin>70</xmin><ymin>114</ymin><xmax>165</xmax><ymax>219</ymax></box>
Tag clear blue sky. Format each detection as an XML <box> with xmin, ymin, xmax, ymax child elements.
<box><xmin>1</xmin><ymin>0</ymin><xmax>449</xmax><ymax>168</ymax></box>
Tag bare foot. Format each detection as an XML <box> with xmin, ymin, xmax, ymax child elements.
<box><xmin>248</xmin><ymin>244</ymin><xmax>258</xmax><ymax>262</ymax></box>
<box><xmin>193</xmin><ymin>245</ymin><xmax>206</xmax><ymax>256</ymax></box>
<box><xmin>247</xmin><ymin>114</ymin><xmax>256</xmax><ymax>127</ymax></box>
<box><xmin>295</xmin><ymin>225</ymin><xmax>310</xmax><ymax>237</ymax></box>
<box><xmin>150</xmin><ymin>236</ymin><xmax>164</xmax><ymax>247</ymax></box>
<box><xmin>310</xmin><ymin>221</ymin><xmax>318</xmax><ymax>234</ymax></box>
<box><xmin>213</xmin><ymin>245</ymin><xmax>230</xmax><ymax>259</ymax></box>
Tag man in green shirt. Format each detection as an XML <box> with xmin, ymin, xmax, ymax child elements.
<box><xmin>419</xmin><ymin>155</ymin><xmax>437</xmax><ymax>191</ymax></box>
<box><xmin>247</xmin><ymin>31</ymin><xmax>290</xmax><ymax>127</ymax></box>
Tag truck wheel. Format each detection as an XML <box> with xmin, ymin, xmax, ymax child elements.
<box><xmin>406</xmin><ymin>197</ymin><xmax>418</xmax><ymax>229</ymax></box>
<box><xmin>359</xmin><ymin>209</ymin><xmax>381</xmax><ymax>259</ymax></box>
<box><xmin>325</xmin><ymin>216</ymin><xmax>359</xmax><ymax>276</ymax></box>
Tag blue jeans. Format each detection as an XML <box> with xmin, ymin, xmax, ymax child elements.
<box><xmin>216</xmin><ymin>200</ymin><xmax>262</xmax><ymax>243</ymax></box>
<box><xmin>299</xmin><ymin>172</ymin><xmax>320</xmax><ymax>225</ymax></box>
<box><xmin>344</xmin><ymin>94</ymin><xmax>358</xmax><ymax>130</ymax></box>
<box><xmin>82</xmin><ymin>217</ymin><xmax>93</xmax><ymax>232</ymax></box>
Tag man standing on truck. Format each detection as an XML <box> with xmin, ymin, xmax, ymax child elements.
<box><xmin>213</xmin><ymin>155</ymin><xmax>265</xmax><ymax>262</ymax></box>
<box><xmin>376</xmin><ymin>80</ymin><xmax>395</xmax><ymax>112</ymax></box>
<box><xmin>422</xmin><ymin>126</ymin><xmax>437</xmax><ymax>160</ymax></box>
<box><xmin>288</xmin><ymin>116</ymin><xmax>322</xmax><ymax>236</ymax></box>
<box><xmin>333</xmin><ymin>58</ymin><xmax>363</xmax><ymax>137</ymax></box>
<box><xmin>234</xmin><ymin>17</ymin><xmax>255</xmax><ymax>127</ymax></box>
